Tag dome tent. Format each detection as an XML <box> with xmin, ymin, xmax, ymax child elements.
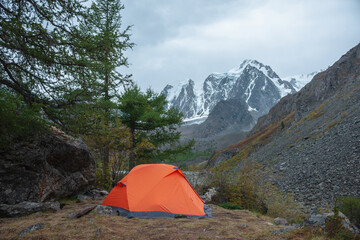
<box><xmin>102</xmin><ymin>164</ymin><xmax>212</xmax><ymax>218</ymax></box>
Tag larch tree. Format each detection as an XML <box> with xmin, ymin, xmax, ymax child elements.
<box><xmin>0</xmin><ymin>0</ymin><xmax>96</xmax><ymax>132</ymax></box>
<box><xmin>80</xmin><ymin>0</ymin><xmax>133</xmax><ymax>174</ymax></box>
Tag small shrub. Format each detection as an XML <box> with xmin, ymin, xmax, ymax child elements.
<box><xmin>325</xmin><ymin>212</ymin><xmax>358</xmax><ymax>240</ymax></box>
<box><xmin>218</xmin><ymin>203</ymin><xmax>244</xmax><ymax>210</ymax></box>
<box><xmin>325</xmin><ymin>213</ymin><xmax>343</xmax><ymax>238</ymax></box>
<box><xmin>337</xmin><ymin>196</ymin><xmax>360</xmax><ymax>228</ymax></box>
<box><xmin>208</xmin><ymin>161</ymin><xmax>306</xmax><ymax>222</ymax></box>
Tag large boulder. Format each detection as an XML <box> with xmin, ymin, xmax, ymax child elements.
<box><xmin>304</xmin><ymin>212</ymin><xmax>360</xmax><ymax>235</ymax></box>
<box><xmin>0</xmin><ymin>127</ymin><xmax>95</xmax><ymax>206</ymax></box>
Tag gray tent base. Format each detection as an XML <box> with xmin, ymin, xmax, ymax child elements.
<box><xmin>110</xmin><ymin>204</ymin><xmax>213</xmax><ymax>219</ymax></box>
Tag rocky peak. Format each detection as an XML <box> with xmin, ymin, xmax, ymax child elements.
<box><xmin>163</xmin><ymin>60</ymin><xmax>299</xmax><ymax>125</ymax></box>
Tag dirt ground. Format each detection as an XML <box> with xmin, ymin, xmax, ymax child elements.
<box><xmin>0</xmin><ymin>199</ymin><xmax>310</xmax><ymax>240</ymax></box>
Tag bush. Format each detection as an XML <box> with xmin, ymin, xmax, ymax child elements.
<box><xmin>325</xmin><ymin>211</ymin><xmax>359</xmax><ymax>240</ymax></box>
<box><xmin>218</xmin><ymin>203</ymin><xmax>244</xmax><ymax>210</ymax></box>
<box><xmin>337</xmin><ymin>196</ymin><xmax>360</xmax><ymax>228</ymax></box>
<box><xmin>94</xmin><ymin>152</ymin><xmax>128</xmax><ymax>191</ymax></box>
<box><xmin>208</xmin><ymin>161</ymin><xmax>306</xmax><ymax>222</ymax></box>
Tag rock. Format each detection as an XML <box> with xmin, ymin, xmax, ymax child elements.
<box><xmin>68</xmin><ymin>205</ymin><xmax>97</xmax><ymax>219</ymax></box>
<box><xmin>239</xmin><ymin>223</ymin><xmax>247</xmax><ymax>228</ymax></box>
<box><xmin>0</xmin><ymin>201</ymin><xmax>60</xmax><ymax>218</ymax></box>
<box><xmin>18</xmin><ymin>223</ymin><xmax>44</xmax><ymax>237</ymax></box>
<box><xmin>95</xmin><ymin>205</ymin><xmax>118</xmax><ymax>216</ymax></box>
<box><xmin>271</xmin><ymin>225</ymin><xmax>297</xmax><ymax>234</ymax></box>
<box><xmin>304</xmin><ymin>212</ymin><xmax>360</xmax><ymax>235</ymax></box>
<box><xmin>274</xmin><ymin>217</ymin><xmax>289</xmax><ymax>225</ymax></box>
<box><xmin>0</xmin><ymin>127</ymin><xmax>95</xmax><ymax>209</ymax></box>
<box><xmin>77</xmin><ymin>188</ymin><xmax>109</xmax><ymax>200</ymax></box>
<box><xmin>201</xmin><ymin>187</ymin><xmax>217</xmax><ymax>203</ymax></box>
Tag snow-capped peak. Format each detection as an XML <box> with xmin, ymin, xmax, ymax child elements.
<box><xmin>162</xmin><ymin>60</ymin><xmax>312</xmax><ymax>125</ymax></box>
<box><xmin>282</xmin><ymin>71</ymin><xmax>320</xmax><ymax>91</ymax></box>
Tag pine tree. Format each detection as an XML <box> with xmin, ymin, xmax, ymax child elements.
<box><xmin>118</xmin><ymin>85</ymin><xmax>193</xmax><ymax>169</ymax></box>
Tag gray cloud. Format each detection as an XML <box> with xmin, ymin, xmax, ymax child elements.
<box><xmin>120</xmin><ymin>0</ymin><xmax>360</xmax><ymax>92</ymax></box>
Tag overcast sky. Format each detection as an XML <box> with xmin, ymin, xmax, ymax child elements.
<box><xmin>120</xmin><ymin>0</ymin><xmax>360</xmax><ymax>92</ymax></box>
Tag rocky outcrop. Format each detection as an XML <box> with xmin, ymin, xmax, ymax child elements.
<box><xmin>0</xmin><ymin>127</ymin><xmax>95</xmax><ymax>206</ymax></box>
<box><xmin>161</xmin><ymin>79</ymin><xmax>198</xmax><ymax>119</ymax></box>
<box><xmin>304</xmin><ymin>212</ymin><xmax>360</xmax><ymax>235</ymax></box>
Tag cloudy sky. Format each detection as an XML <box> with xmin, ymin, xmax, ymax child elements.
<box><xmin>120</xmin><ymin>0</ymin><xmax>360</xmax><ymax>92</ymax></box>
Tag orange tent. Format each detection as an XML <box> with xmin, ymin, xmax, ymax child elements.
<box><xmin>102</xmin><ymin>164</ymin><xmax>212</xmax><ymax>218</ymax></box>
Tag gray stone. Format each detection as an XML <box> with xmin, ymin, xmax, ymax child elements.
<box><xmin>304</xmin><ymin>212</ymin><xmax>360</xmax><ymax>235</ymax></box>
<box><xmin>95</xmin><ymin>205</ymin><xmax>118</xmax><ymax>216</ymax></box>
<box><xmin>0</xmin><ymin>201</ymin><xmax>60</xmax><ymax>218</ymax></box>
<box><xmin>271</xmin><ymin>225</ymin><xmax>297</xmax><ymax>234</ymax></box>
<box><xmin>77</xmin><ymin>188</ymin><xmax>109</xmax><ymax>200</ymax></box>
<box><xmin>201</xmin><ymin>187</ymin><xmax>217</xmax><ymax>203</ymax></box>
<box><xmin>274</xmin><ymin>217</ymin><xmax>289</xmax><ymax>226</ymax></box>
<box><xmin>18</xmin><ymin>223</ymin><xmax>44</xmax><ymax>237</ymax></box>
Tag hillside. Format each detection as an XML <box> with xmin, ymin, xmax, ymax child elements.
<box><xmin>209</xmin><ymin>43</ymin><xmax>360</xmax><ymax>210</ymax></box>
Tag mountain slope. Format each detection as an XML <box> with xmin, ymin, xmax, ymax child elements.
<box><xmin>193</xmin><ymin>98</ymin><xmax>255</xmax><ymax>138</ymax></box>
<box><xmin>209</xmin><ymin>43</ymin><xmax>360</xmax><ymax>210</ymax></box>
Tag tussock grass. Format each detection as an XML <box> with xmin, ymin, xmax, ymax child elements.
<box><xmin>0</xmin><ymin>200</ymin><xmax>289</xmax><ymax>240</ymax></box>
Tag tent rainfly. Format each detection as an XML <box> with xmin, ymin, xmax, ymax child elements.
<box><xmin>102</xmin><ymin>164</ymin><xmax>212</xmax><ymax>218</ymax></box>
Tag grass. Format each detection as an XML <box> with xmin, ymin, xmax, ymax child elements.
<box><xmin>0</xmin><ymin>199</ymin><xmax>292</xmax><ymax>240</ymax></box>
<box><xmin>218</xmin><ymin>203</ymin><xmax>245</xmax><ymax>210</ymax></box>
<box><xmin>165</xmin><ymin>150</ymin><xmax>212</xmax><ymax>164</ymax></box>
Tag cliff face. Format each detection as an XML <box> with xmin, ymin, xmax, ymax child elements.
<box><xmin>209</xmin><ymin>43</ymin><xmax>360</xmax><ymax>210</ymax></box>
<box><xmin>0</xmin><ymin>127</ymin><xmax>95</xmax><ymax>205</ymax></box>
<box><xmin>193</xmin><ymin>98</ymin><xmax>255</xmax><ymax>138</ymax></box>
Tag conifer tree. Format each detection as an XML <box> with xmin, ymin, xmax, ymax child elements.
<box><xmin>0</xmin><ymin>0</ymin><xmax>95</xmax><ymax>130</ymax></box>
<box><xmin>118</xmin><ymin>85</ymin><xmax>193</xmax><ymax>169</ymax></box>
<box><xmin>80</xmin><ymin>0</ymin><xmax>133</xmax><ymax>173</ymax></box>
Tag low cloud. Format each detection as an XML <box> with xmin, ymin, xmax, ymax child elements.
<box><xmin>121</xmin><ymin>0</ymin><xmax>360</xmax><ymax>91</ymax></box>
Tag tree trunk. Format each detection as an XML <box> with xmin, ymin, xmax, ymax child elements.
<box><xmin>102</xmin><ymin>69</ymin><xmax>110</xmax><ymax>178</ymax></box>
<box><xmin>129</xmin><ymin>126</ymin><xmax>136</xmax><ymax>170</ymax></box>
<box><xmin>102</xmin><ymin>143</ymin><xmax>110</xmax><ymax>175</ymax></box>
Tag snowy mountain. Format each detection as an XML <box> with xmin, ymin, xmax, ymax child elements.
<box><xmin>283</xmin><ymin>71</ymin><xmax>319</xmax><ymax>91</ymax></box>
<box><xmin>161</xmin><ymin>60</ymin><xmax>297</xmax><ymax>124</ymax></box>
<box><xmin>162</xmin><ymin>79</ymin><xmax>198</xmax><ymax>119</ymax></box>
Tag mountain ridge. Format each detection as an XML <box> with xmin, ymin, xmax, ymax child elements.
<box><xmin>208</xmin><ymin>43</ymin><xmax>360</xmax><ymax>210</ymax></box>
<box><xmin>162</xmin><ymin>59</ymin><xmax>299</xmax><ymax>123</ymax></box>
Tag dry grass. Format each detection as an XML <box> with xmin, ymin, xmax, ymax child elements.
<box><xmin>212</xmin><ymin>111</ymin><xmax>296</xmax><ymax>171</ymax></box>
<box><xmin>0</xmin><ymin>199</ymin><xmax>297</xmax><ymax>240</ymax></box>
